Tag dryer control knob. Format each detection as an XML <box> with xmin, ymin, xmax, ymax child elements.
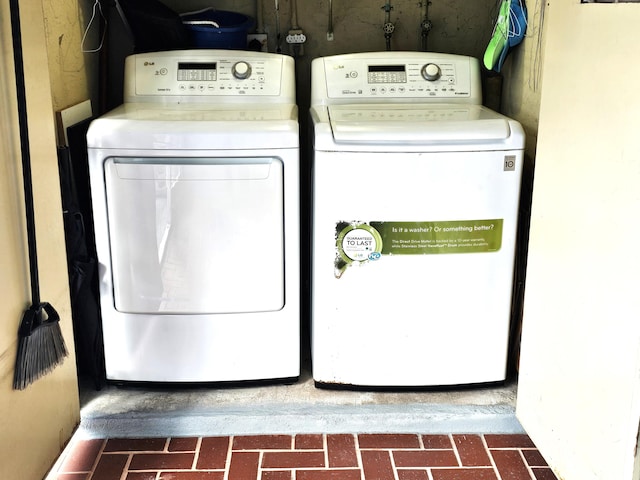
<box><xmin>232</xmin><ymin>61</ymin><xmax>252</xmax><ymax>79</ymax></box>
<box><xmin>421</xmin><ymin>63</ymin><xmax>441</xmax><ymax>81</ymax></box>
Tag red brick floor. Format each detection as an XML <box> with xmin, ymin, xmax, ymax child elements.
<box><xmin>50</xmin><ymin>434</ymin><xmax>558</xmax><ymax>480</ymax></box>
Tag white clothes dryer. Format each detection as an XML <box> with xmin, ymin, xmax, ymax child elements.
<box><xmin>310</xmin><ymin>52</ymin><xmax>525</xmax><ymax>387</ymax></box>
<box><xmin>87</xmin><ymin>50</ymin><xmax>299</xmax><ymax>383</ymax></box>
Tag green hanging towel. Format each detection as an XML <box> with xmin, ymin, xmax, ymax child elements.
<box><xmin>483</xmin><ymin>0</ymin><xmax>511</xmax><ymax>70</ymax></box>
<box><xmin>484</xmin><ymin>0</ymin><xmax>528</xmax><ymax>72</ymax></box>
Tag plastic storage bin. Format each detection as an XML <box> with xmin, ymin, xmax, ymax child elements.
<box><xmin>181</xmin><ymin>9</ymin><xmax>255</xmax><ymax>49</ymax></box>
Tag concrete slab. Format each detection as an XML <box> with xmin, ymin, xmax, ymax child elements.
<box><xmin>77</xmin><ymin>371</ymin><xmax>523</xmax><ymax>438</ymax></box>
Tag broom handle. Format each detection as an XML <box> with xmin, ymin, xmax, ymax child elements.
<box><xmin>10</xmin><ymin>0</ymin><xmax>41</xmax><ymax>306</ymax></box>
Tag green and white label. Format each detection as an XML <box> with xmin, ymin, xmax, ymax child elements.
<box><xmin>335</xmin><ymin>219</ymin><xmax>503</xmax><ymax>278</ymax></box>
<box><xmin>373</xmin><ymin>219</ymin><xmax>503</xmax><ymax>254</ymax></box>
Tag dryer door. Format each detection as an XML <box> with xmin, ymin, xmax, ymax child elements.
<box><xmin>104</xmin><ymin>156</ymin><xmax>284</xmax><ymax>314</ymax></box>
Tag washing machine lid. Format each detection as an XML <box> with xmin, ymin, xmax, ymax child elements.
<box><xmin>327</xmin><ymin>104</ymin><xmax>512</xmax><ymax>145</ymax></box>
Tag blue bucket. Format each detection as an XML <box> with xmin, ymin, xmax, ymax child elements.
<box><xmin>181</xmin><ymin>9</ymin><xmax>255</xmax><ymax>50</ymax></box>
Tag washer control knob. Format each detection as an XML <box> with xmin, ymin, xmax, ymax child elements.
<box><xmin>232</xmin><ymin>61</ymin><xmax>252</xmax><ymax>79</ymax></box>
<box><xmin>421</xmin><ymin>63</ymin><xmax>442</xmax><ymax>81</ymax></box>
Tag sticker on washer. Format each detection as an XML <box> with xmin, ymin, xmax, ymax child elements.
<box><xmin>334</xmin><ymin>220</ymin><xmax>503</xmax><ymax>278</ymax></box>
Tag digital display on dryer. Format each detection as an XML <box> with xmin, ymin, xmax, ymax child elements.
<box><xmin>177</xmin><ymin>62</ymin><xmax>217</xmax><ymax>81</ymax></box>
<box><xmin>368</xmin><ymin>65</ymin><xmax>405</xmax><ymax>72</ymax></box>
<box><xmin>367</xmin><ymin>65</ymin><xmax>407</xmax><ymax>83</ymax></box>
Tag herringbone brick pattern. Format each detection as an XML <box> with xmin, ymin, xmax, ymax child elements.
<box><xmin>51</xmin><ymin>434</ymin><xmax>557</xmax><ymax>480</ymax></box>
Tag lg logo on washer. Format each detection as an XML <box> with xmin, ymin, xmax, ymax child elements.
<box><xmin>504</xmin><ymin>155</ymin><xmax>516</xmax><ymax>171</ymax></box>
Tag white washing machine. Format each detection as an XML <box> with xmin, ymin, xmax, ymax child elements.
<box><xmin>310</xmin><ymin>52</ymin><xmax>525</xmax><ymax>387</ymax></box>
<box><xmin>87</xmin><ymin>50</ymin><xmax>299</xmax><ymax>383</ymax></box>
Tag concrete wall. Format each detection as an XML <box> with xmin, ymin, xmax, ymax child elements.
<box><xmin>167</xmin><ymin>0</ymin><xmax>495</xmax><ymax>58</ymax></box>
<box><xmin>0</xmin><ymin>0</ymin><xmax>82</xmax><ymax>479</ymax></box>
<box><xmin>499</xmin><ymin>0</ymin><xmax>544</xmax><ymax>159</ymax></box>
<box><xmin>161</xmin><ymin>0</ymin><xmax>496</xmax><ymax>113</ymax></box>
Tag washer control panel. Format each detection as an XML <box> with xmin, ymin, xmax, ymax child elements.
<box><xmin>315</xmin><ymin>52</ymin><xmax>481</xmax><ymax>103</ymax></box>
<box><xmin>124</xmin><ymin>50</ymin><xmax>290</xmax><ymax>100</ymax></box>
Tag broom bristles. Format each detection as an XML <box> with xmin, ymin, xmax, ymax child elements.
<box><xmin>13</xmin><ymin>305</ymin><xmax>68</xmax><ymax>390</ymax></box>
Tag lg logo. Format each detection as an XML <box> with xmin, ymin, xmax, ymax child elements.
<box><xmin>504</xmin><ymin>155</ymin><xmax>516</xmax><ymax>171</ymax></box>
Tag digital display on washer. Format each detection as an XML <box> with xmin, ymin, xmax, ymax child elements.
<box><xmin>367</xmin><ymin>64</ymin><xmax>407</xmax><ymax>83</ymax></box>
<box><xmin>177</xmin><ymin>62</ymin><xmax>217</xmax><ymax>81</ymax></box>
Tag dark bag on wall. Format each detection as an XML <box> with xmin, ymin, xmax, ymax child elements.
<box><xmin>58</xmin><ymin>121</ymin><xmax>106</xmax><ymax>390</ymax></box>
<box><xmin>64</xmin><ymin>211</ymin><xmax>105</xmax><ymax>389</ymax></box>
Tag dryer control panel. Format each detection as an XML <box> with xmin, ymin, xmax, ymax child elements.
<box><xmin>312</xmin><ymin>52</ymin><xmax>482</xmax><ymax>105</ymax></box>
<box><xmin>123</xmin><ymin>50</ymin><xmax>296</xmax><ymax>104</ymax></box>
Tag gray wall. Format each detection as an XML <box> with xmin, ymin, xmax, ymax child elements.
<box><xmin>162</xmin><ymin>0</ymin><xmax>498</xmax><ymax>111</ymax></box>
<box><xmin>167</xmin><ymin>0</ymin><xmax>496</xmax><ymax>58</ymax></box>
<box><xmin>104</xmin><ymin>1</ymin><xmax>502</xmax><ymax>117</ymax></box>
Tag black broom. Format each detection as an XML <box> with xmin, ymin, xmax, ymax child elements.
<box><xmin>11</xmin><ymin>0</ymin><xmax>68</xmax><ymax>390</ymax></box>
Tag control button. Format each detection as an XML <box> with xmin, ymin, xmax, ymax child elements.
<box><xmin>232</xmin><ymin>61</ymin><xmax>252</xmax><ymax>79</ymax></box>
<box><xmin>421</xmin><ymin>63</ymin><xmax>442</xmax><ymax>81</ymax></box>
<box><xmin>349</xmin><ymin>71</ymin><xmax>358</xmax><ymax>78</ymax></box>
